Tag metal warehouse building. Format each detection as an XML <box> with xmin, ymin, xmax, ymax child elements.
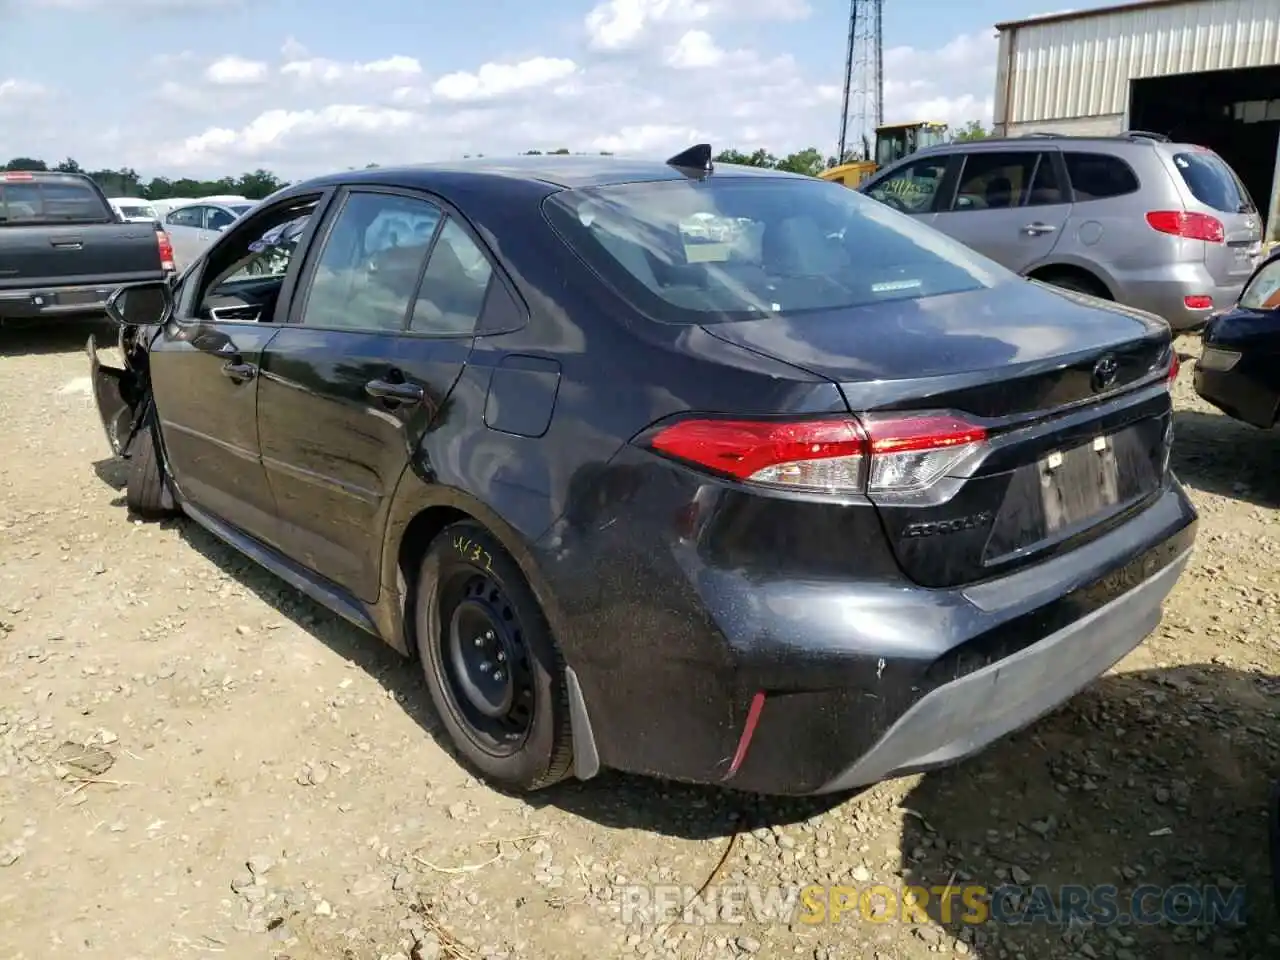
<box><xmin>992</xmin><ymin>0</ymin><xmax>1280</xmax><ymax>241</ymax></box>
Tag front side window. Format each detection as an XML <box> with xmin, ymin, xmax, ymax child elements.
<box><xmin>865</xmin><ymin>156</ymin><xmax>950</xmax><ymax>214</ymax></box>
<box><xmin>300</xmin><ymin>192</ymin><xmax>442</xmax><ymax>332</ymax></box>
<box><xmin>167</xmin><ymin>207</ymin><xmax>202</xmax><ymax>228</ymax></box>
<box><xmin>1239</xmin><ymin>259</ymin><xmax>1280</xmax><ymax>310</ymax></box>
<box><xmin>543</xmin><ymin>176</ymin><xmax>1009</xmax><ymax>324</ymax></box>
<box><xmin>198</xmin><ymin>197</ymin><xmax>320</xmax><ymax>300</ymax></box>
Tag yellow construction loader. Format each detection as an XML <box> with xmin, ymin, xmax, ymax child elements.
<box><xmin>818</xmin><ymin>120</ymin><xmax>949</xmax><ymax>189</ymax></box>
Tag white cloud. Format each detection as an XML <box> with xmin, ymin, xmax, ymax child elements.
<box><xmin>86</xmin><ymin>26</ymin><xmax>995</xmax><ymax>179</ymax></box>
<box><xmin>431</xmin><ymin>57</ymin><xmax>577</xmax><ymax>102</ymax></box>
<box><xmin>21</xmin><ymin>0</ymin><xmax>241</xmax><ymax>9</ymax></box>
<box><xmin>165</xmin><ymin>105</ymin><xmax>419</xmax><ymax>167</ymax></box>
<box><xmin>205</xmin><ymin>55</ymin><xmax>268</xmax><ymax>85</ymax></box>
<box><xmin>281</xmin><ymin>55</ymin><xmax>423</xmax><ymax>85</ymax></box>
<box><xmin>0</xmin><ymin>78</ymin><xmax>46</xmax><ymax>101</ymax></box>
<box><xmin>585</xmin><ymin>0</ymin><xmax>810</xmax><ymax>51</ymax></box>
<box><xmin>666</xmin><ymin>30</ymin><xmax>724</xmax><ymax>69</ymax></box>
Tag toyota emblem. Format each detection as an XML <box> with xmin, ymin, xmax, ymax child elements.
<box><xmin>1091</xmin><ymin>354</ymin><xmax>1119</xmax><ymax>392</ymax></box>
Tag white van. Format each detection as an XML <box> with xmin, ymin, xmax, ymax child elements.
<box><xmin>110</xmin><ymin>197</ymin><xmax>159</xmax><ymax>222</ymax></box>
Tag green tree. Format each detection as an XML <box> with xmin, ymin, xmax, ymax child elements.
<box><xmin>713</xmin><ymin>148</ymin><xmax>779</xmax><ymax>168</ymax></box>
<box><xmin>4</xmin><ymin>157</ymin><xmax>48</xmax><ymax>171</ymax></box>
<box><xmin>953</xmin><ymin>120</ymin><xmax>992</xmax><ymax>142</ymax></box>
<box><xmin>776</xmin><ymin>147</ymin><xmax>825</xmax><ymax>177</ymax></box>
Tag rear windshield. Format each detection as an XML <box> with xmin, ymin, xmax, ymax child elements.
<box><xmin>229</xmin><ymin>203</ymin><xmax>254</xmax><ymax>216</ymax></box>
<box><xmin>118</xmin><ymin>204</ymin><xmax>156</xmax><ymax>219</ymax></box>
<box><xmin>1172</xmin><ymin>151</ymin><xmax>1255</xmax><ymax>213</ymax></box>
<box><xmin>0</xmin><ymin>178</ymin><xmax>111</xmax><ymax>225</ymax></box>
<box><xmin>543</xmin><ymin>177</ymin><xmax>1007</xmax><ymax>322</ymax></box>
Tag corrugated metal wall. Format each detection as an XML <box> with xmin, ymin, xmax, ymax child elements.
<box><xmin>994</xmin><ymin>0</ymin><xmax>1280</xmax><ymax>128</ymax></box>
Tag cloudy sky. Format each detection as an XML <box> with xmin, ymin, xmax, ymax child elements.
<box><xmin>0</xmin><ymin>0</ymin><xmax>1116</xmax><ymax>180</ymax></box>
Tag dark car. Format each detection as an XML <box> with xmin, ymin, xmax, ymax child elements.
<box><xmin>0</xmin><ymin>170</ymin><xmax>175</xmax><ymax>324</ymax></box>
<box><xmin>1194</xmin><ymin>251</ymin><xmax>1280</xmax><ymax>427</ymax></box>
<box><xmin>89</xmin><ymin>147</ymin><xmax>1196</xmax><ymax>796</ymax></box>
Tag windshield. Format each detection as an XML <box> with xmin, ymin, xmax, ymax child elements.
<box><xmin>543</xmin><ymin>176</ymin><xmax>1008</xmax><ymax>323</ymax></box>
<box><xmin>1172</xmin><ymin>151</ymin><xmax>1255</xmax><ymax>213</ymax></box>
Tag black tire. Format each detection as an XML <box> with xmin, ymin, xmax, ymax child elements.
<box><xmin>126</xmin><ymin>422</ymin><xmax>178</xmax><ymax>519</ymax></box>
<box><xmin>414</xmin><ymin>521</ymin><xmax>574</xmax><ymax>791</ymax></box>
<box><xmin>1040</xmin><ymin>272</ymin><xmax>1111</xmax><ymax>299</ymax></box>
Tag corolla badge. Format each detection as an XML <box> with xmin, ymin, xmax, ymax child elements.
<box><xmin>1091</xmin><ymin>354</ymin><xmax>1119</xmax><ymax>393</ymax></box>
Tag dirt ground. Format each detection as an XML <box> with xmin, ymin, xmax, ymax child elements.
<box><xmin>0</xmin><ymin>323</ymin><xmax>1277</xmax><ymax>960</ymax></box>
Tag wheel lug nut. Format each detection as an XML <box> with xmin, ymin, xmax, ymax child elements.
<box><xmin>485</xmin><ymin>630</ymin><xmax>494</xmax><ymax>640</ymax></box>
<box><xmin>473</xmin><ymin>637</ymin><xmax>484</xmax><ymax>647</ymax></box>
<box><xmin>493</xmin><ymin>670</ymin><xmax>504</xmax><ymax>682</ymax></box>
<box><xmin>479</xmin><ymin>661</ymin><xmax>492</xmax><ymax>673</ymax></box>
<box><xmin>496</xmin><ymin>651</ymin><xmax>505</xmax><ymax>662</ymax></box>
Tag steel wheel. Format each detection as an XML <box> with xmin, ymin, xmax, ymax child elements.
<box><xmin>440</xmin><ymin>572</ymin><xmax>536</xmax><ymax>755</ymax></box>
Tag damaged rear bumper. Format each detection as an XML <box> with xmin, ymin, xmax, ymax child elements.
<box><xmin>87</xmin><ymin>333</ymin><xmax>141</xmax><ymax>456</ymax></box>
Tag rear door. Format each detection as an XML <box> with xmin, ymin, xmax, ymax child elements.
<box><xmin>1166</xmin><ymin>148</ymin><xmax>1264</xmax><ymax>285</ymax></box>
<box><xmin>256</xmin><ymin>186</ymin><xmax>490</xmax><ymax>601</ymax></box>
<box><xmin>931</xmin><ymin>149</ymin><xmax>1070</xmax><ymax>271</ymax></box>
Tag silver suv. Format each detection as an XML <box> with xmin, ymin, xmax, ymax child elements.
<box><xmin>858</xmin><ymin>132</ymin><xmax>1264</xmax><ymax>331</ymax></box>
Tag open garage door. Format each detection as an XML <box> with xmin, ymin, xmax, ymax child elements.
<box><xmin>1130</xmin><ymin>66</ymin><xmax>1280</xmax><ymax>244</ymax></box>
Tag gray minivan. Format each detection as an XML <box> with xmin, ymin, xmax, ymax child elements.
<box><xmin>858</xmin><ymin>132</ymin><xmax>1264</xmax><ymax>330</ymax></box>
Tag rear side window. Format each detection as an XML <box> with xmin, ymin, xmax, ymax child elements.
<box><xmin>543</xmin><ymin>177</ymin><xmax>1009</xmax><ymax>323</ymax></box>
<box><xmin>1172</xmin><ymin>151</ymin><xmax>1254</xmax><ymax>213</ymax></box>
<box><xmin>1064</xmin><ymin>152</ymin><xmax>1139</xmax><ymax>200</ymax></box>
<box><xmin>0</xmin><ymin>178</ymin><xmax>111</xmax><ymax>224</ymax></box>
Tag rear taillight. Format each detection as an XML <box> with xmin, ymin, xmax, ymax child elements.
<box><xmin>2</xmin><ymin>171</ymin><xmax>34</xmax><ymax>181</ymax></box>
<box><xmin>645</xmin><ymin>412</ymin><xmax>987</xmax><ymax>496</ymax></box>
<box><xmin>155</xmin><ymin>228</ymin><xmax>175</xmax><ymax>271</ymax></box>
<box><xmin>1168</xmin><ymin>350</ymin><xmax>1180</xmax><ymax>386</ymax></box>
<box><xmin>1183</xmin><ymin>295</ymin><xmax>1213</xmax><ymax>310</ymax></box>
<box><xmin>1145</xmin><ymin>210</ymin><xmax>1224</xmax><ymax>243</ymax></box>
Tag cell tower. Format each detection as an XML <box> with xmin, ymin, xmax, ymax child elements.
<box><xmin>836</xmin><ymin>0</ymin><xmax>883</xmax><ymax>163</ymax></box>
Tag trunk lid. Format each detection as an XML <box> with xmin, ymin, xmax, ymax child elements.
<box><xmin>701</xmin><ymin>279</ymin><xmax>1176</xmax><ymax>588</ymax></box>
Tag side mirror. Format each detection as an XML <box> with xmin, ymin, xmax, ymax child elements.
<box><xmin>217</xmin><ymin>224</ymin><xmax>230</xmax><ymax>232</ymax></box>
<box><xmin>105</xmin><ymin>280</ymin><xmax>173</xmax><ymax>328</ymax></box>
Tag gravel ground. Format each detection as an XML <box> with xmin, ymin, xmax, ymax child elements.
<box><xmin>0</xmin><ymin>323</ymin><xmax>1277</xmax><ymax>960</ymax></box>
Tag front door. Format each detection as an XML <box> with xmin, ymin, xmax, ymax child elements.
<box><xmin>149</xmin><ymin>194</ymin><xmax>327</xmax><ymax>543</ymax></box>
<box><xmin>257</xmin><ymin>188</ymin><xmax>492</xmax><ymax>601</ymax></box>
<box><xmin>932</xmin><ymin>149</ymin><xmax>1070</xmax><ymax>272</ymax></box>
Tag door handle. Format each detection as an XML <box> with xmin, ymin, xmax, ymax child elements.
<box><xmin>50</xmin><ymin>240</ymin><xmax>83</xmax><ymax>250</ymax></box>
<box><xmin>365</xmin><ymin>379</ymin><xmax>424</xmax><ymax>404</ymax></box>
<box><xmin>221</xmin><ymin>361</ymin><xmax>257</xmax><ymax>383</ymax></box>
<box><xmin>1021</xmin><ymin>222</ymin><xmax>1057</xmax><ymax>235</ymax></box>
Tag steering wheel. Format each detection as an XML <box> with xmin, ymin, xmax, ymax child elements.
<box><xmin>879</xmin><ymin>193</ymin><xmax>909</xmax><ymax>213</ymax></box>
